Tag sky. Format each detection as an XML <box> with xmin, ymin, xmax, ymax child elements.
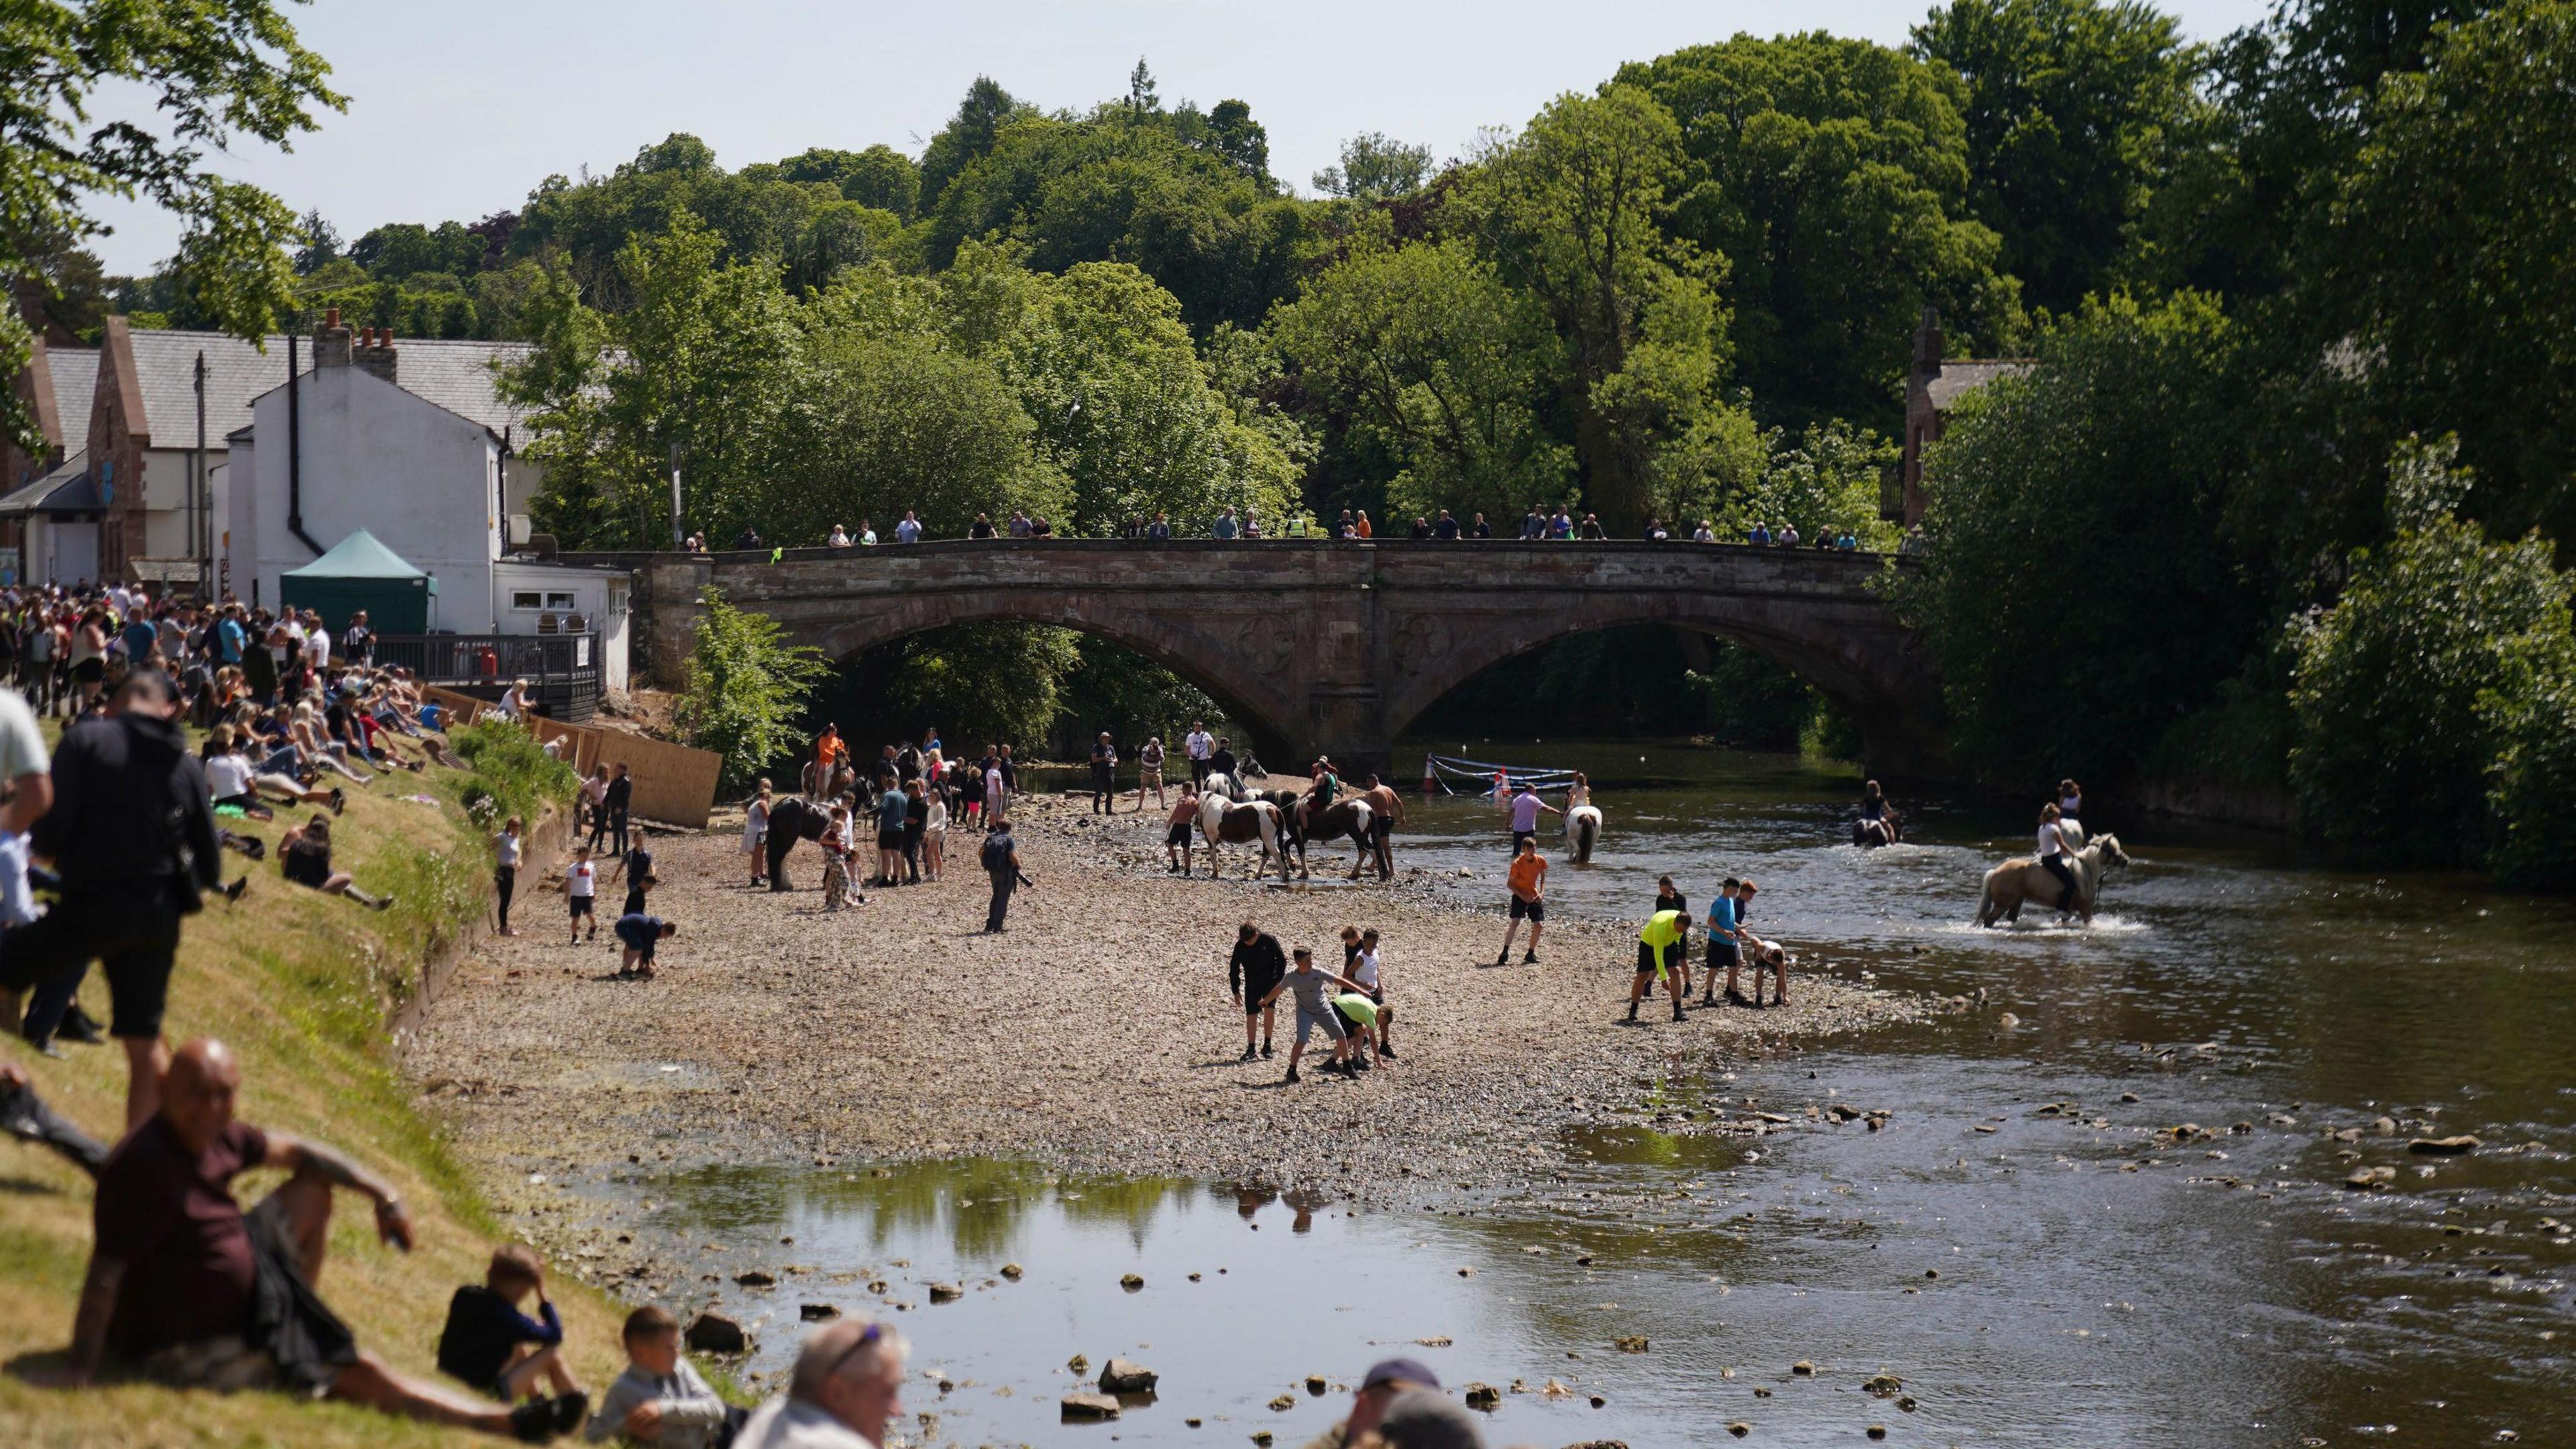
<box><xmin>85</xmin><ymin>0</ymin><xmax>2277</xmax><ymax>276</ymax></box>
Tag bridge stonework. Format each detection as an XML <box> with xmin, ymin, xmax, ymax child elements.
<box><xmin>606</xmin><ymin>540</ymin><xmax>1945</xmax><ymax>777</ymax></box>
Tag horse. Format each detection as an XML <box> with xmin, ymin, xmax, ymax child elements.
<box><xmin>1197</xmin><ymin>796</ymin><xmax>1285</xmax><ymax>879</ymax></box>
<box><xmin>1201</xmin><ymin>771</ymin><xmax>1250</xmax><ymax>803</ymax></box>
<box><xmin>1564</xmin><ymin>804</ymin><xmax>1603</xmax><ymax>863</ymax></box>
<box><xmin>1976</xmin><ymin>833</ymin><xmax>2129</xmax><ymax>926</ymax></box>
<box><xmin>1852</xmin><ymin>817</ymin><xmax>1898</xmax><ymax>849</ymax></box>
<box><xmin>764</xmin><ymin>794</ymin><xmax>836</xmax><ymax>891</ymax></box>
<box><xmin>1273</xmin><ymin>796</ymin><xmax>1379</xmax><ymax>881</ymax></box>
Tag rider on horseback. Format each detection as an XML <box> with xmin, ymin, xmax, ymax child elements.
<box><xmin>2036</xmin><ymin>803</ymin><xmax>2081</xmax><ymax>913</ymax></box>
<box><xmin>1298</xmin><ymin>757</ymin><xmax>1339</xmax><ymax>839</ymax></box>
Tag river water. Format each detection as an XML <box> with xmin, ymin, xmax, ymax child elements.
<box><xmin>592</xmin><ymin>742</ymin><xmax>2575</xmax><ymax>1448</ymax></box>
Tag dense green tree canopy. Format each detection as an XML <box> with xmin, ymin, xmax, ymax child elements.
<box><xmin>1911</xmin><ymin>0</ymin><xmax>2202</xmax><ymax>313</ymax></box>
<box><xmin>1619</xmin><ymin>32</ymin><xmax>2021</xmax><ymax>429</ymax></box>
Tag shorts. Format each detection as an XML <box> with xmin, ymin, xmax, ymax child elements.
<box><xmin>1635</xmin><ymin>941</ymin><xmax>1676</xmax><ymax>978</ymax></box>
<box><xmin>879</xmin><ymin>828</ymin><xmax>904</xmax><ymax>849</ymax></box>
<box><xmin>1242</xmin><ymin>975</ymin><xmax>1282</xmax><ymax>1015</ymax></box>
<box><xmin>1167</xmin><ymin>822</ymin><xmax>1194</xmax><ymax>847</ymax></box>
<box><xmin>1707</xmin><ymin>938</ymin><xmax>1740</xmax><ymax>967</ymax></box>
<box><xmin>1294</xmin><ymin>1000</ymin><xmax>1347</xmax><ymax>1045</ymax></box>
<box><xmin>570</xmin><ymin>895</ymin><xmax>594</xmax><ymax>918</ymax></box>
<box><xmin>621</xmin><ymin>890</ymin><xmax>647</xmax><ymax>918</ymax></box>
<box><xmin>1334</xmin><ymin>993</ymin><xmax>1379</xmax><ymax>1028</ymax></box>
<box><xmin>72</xmin><ymin>657</ymin><xmax>105</xmax><ymax>684</ymax></box>
<box><xmin>1140</xmin><ymin>767</ymin><xmax>1163</xmax><ymax>788</ymax></box>
<box><xmin>1511</xmin><ymin>830</ymin><xmax>1536</xmax><ymax>853</ymax></box>
<box><xmin>0</xmin><ymin>890</ymin><xmax>184</xmax><ymax>1038</ymax></box>
<box><xmin>1509</xmin><ymin>895</ymin><xmax>1544</xmax><ymax>922</ymax></box>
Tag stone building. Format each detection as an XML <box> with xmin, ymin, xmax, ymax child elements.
<box><xmin>1894</xmin><ymin>309</ymin><xmax>2032</xmax><ymax>528</ymax></box>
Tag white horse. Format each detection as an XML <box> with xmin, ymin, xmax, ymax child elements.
<box><xmin>1201</xmin><ymin>771</ymin><xmax>1249</xmax><ymax>803</ymax></box>
<box><xmin>1198</xmin><ymin>796</ymin><xmax>1285</xmax><ymax>879</ymax></box>
<box><xmin>1564</xmin><ymin>804</ymin><xmax>1603</xmax><ymax>863</ymax></box>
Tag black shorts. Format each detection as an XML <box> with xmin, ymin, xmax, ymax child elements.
<box><xmin>1707</xmin><ymin>938</ymin><xmax>1740</xmax><ymax>967</ymax></box>
<box><xmin>0</xmin><ymin>889</ymin><xmax>184</xmax><ymax>1039</ymax></box>
<box><xmin>72</xmin><ymin>657</ymin><xmax>105</xmax><ymax>684</ymax></box>
<box><xmin>1511</xmin><ymin>830</ymin><xmax>1536</xmax><ymax>853</ymax></box>
<box><xmin>1635</xmin><ymin>941</ymin><xmax>1677</xmax><ymax>975</ymax></box>
<box><xmin>622</xmin><ymin>890</ymin><xmax>647</xmax><ymax>918</ymax></box>
<box><xmin>1509</xmin><ymin>895</ymin><xmax>1544</xmax><ymax>922</ymax></box>
<box><xmin>879</xmin><ymin>828</ymin><xmax>904</xmax><ymax>849</ymax></box>
<box><xmin>1167</xmin><ymin>822</ymin><xmax>1193</xmax><ymax>847</ymax></box>
<box><xmin>570</xmin><ymin>896</ymin><xmax>595</xmax><ymax>918</ymax></box>
<box><xmin>1243</xmin><ymin>977</ymin><xmax>1282</xmax><ymax>1015</ymax></box>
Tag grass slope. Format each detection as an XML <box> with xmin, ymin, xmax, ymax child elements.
<box><xmin>0</xmin><ymin>722</ymin><xmax>632</xmax><ymax>1447</ymax></box>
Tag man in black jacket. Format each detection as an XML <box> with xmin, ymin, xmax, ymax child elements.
<box><xmin>1228</xmin><ymin>922</ymin><xmax>1287</xmax><ymax>1061</ymax></box>
<box><xmin>0</xmin><ymin>669</ymin><xmax>223</xmax><ymax>1132</ymax></box>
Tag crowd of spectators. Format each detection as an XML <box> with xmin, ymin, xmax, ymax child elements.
<box><xmin>672</xmin><ymin>503</ymin><xmax>1885</xmax><ymax>552</ymax></box>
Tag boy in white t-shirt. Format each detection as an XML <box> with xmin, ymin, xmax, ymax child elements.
<box><xmin>565</xmin><ymin>845</ymin><xmax>598</xmax><ymax>944</ymax></box>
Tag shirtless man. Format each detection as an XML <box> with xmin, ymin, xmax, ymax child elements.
<box><xmin>1165</xmin><ymin>784</ymin><xmax>1201</xmax><ymax>873</ymax></box>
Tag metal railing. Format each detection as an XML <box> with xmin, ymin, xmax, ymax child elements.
<box><xmin>371</xmin><ymin>631</ymin><xmax>601</xmax><ymax>722</ymax></box>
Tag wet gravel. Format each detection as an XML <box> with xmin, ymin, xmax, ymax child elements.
<box><xmin>407</xmin><ymin>792</ymin><xmax>1944</xmax><ymax>1214</ymax></box>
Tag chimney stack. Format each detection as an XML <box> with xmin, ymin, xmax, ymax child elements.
<box><xmin>353</xmin><ymin>325</ymin><xmax>398</xmax><ymax>386</ymax></box>
<box><xmin>313</xmin><ymin>307</ymin><xmax>354</xmax><ymax>369</ymax></box>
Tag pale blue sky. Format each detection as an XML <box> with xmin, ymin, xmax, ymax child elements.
<box><xmin>86</xmin><ymin>0</ymin><xmax>2277</xmax><ymax>275</ymax></box>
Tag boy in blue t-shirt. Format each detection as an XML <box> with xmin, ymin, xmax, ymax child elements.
<box><xmin>614</xmin><ymin>912</ymin><xmax>675</xmax><ymax>979</ymax></box>
<box><xmin>1704</xmin><ymin>876</ymin><xmax>1745</xmax><ymax>1007</ymax></box>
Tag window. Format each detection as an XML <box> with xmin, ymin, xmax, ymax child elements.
<box><xmin>511</xmin><ymin>590</ymin><xmax>542</xmax><ymax>610</ymax></box>
<box><xmin>510</xmin><ymin>590</ymin><xmax>579</xmax><ymax>612</ymax></box>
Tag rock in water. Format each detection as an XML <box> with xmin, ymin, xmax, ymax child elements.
<box><xmin>1463</xmin><ymin>1383</ymin><xmax>1502</xmax><ymax>1410</ymax></box>
<box><xmin>1000</xmin><ymin>1262</ymin><xmax>1025</xmax><ymax>1280</ymax></box>
<box><xmin>2345</xmin><ymin>1165</ymin><xmax>2398</xmax><ymax>1189</ymax></box>
<box><xmin>928</xmin><ymin>1282</ymin><xmax>963</xmax><ymax>1303</ymax></box>
<box><xmin>1615</xmin><ymin>1336</ymin><xmax>1650</xmax><ymax>1352</ymax></box>
<box><xmin>1120</xmin><ymin>1273</ymin><xmax>1145</xmax><ymax>1291</ymax></box>
<box><xmin>1792</xmin><ymin>1360</ymin><xmax>1816</xmax><ymax>1375</ymax></box>
<box><xmin>798</xmin><ymin>1303</ymin><xmax>840</xmax><ymax>1322</ymax></box>
<box><xmin>1864</xmin><ymin>1373</ymin><xmax>1902</xmax><ymax>1397</ymax></box>
<box><xmin>1067</xmin><ymin>1353</ymin><xmax>1089</xmax><ymax>1376</ymax></box>
<box><xmin>1267</xmin><ymin>1393</ymin><xmax>1296</xmax><ymax>1412</ymax></box>
<box><xmin>2408</xmin><ymin>1135</ymin><xmax>2481</xmax><ymax>1156</ymax></box>
<box><xmin>1059</xmin><ymin>1392</ymin><xmax>1122</xmax><ymax>1421</ymax></box>
<box><xmin>733</xmin><ymin>1270</ymin><xmax>775</xmax><ymax>1288</ymax></box>
<box><xmin>1098</xmin><ymin>1358</ymin><xmax>1158</xmax><ymax>1393</ymax></box>
<box><xmin>1728</xmin><ymin>1423</ymin><xmax>1752</xmax><ymax>1438</ymax></box>
<box><xmin>1305</xmin><ymin>1373</ymin><xmax>1329</xmax><ymax>1394</ymax></box>
<box><xmin>683</xmin><ymin>1311</ymin><xmax>747</xmax><ymax>1354</ymax></box>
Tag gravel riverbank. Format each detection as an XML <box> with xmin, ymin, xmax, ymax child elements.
<box><xmin>408</xmin><ymin>790</ymin><xmax>1945</xmax><ymax>1214</ymax></box>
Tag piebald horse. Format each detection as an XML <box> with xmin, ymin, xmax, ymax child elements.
<box><xmin>1976</xmin><ymin>829</ymin><xmax>2129</xmax><ymax>926</ymax></box>
<box><xmin>1197</xmin><ymin>796</ymin><xmax>1285</xmax><ymax>879</ymax></box>
<box><xmin>1263</xmin><ymin>794</ymin><xmax>1379</xmax><ymax>881</ymax></box>
<box><xmin>1564</xmin><ymin>804</ymin><xmax>1603</xmax><ymax>863</ymax></box>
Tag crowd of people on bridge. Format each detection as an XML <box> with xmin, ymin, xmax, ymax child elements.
<box><xmin>676</xmin><ymin>502</ymin><xmax>1892</xmax><ymax>553</ymax></box>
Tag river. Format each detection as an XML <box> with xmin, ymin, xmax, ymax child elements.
<box><xmin>584</xmin><ymin>741</ymin><xmax>2575</xmax><ymax>1447</ymax></box>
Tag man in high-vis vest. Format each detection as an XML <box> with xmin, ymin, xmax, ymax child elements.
<box><xmin>1627</xmin><ymin>909</ymin><xmax>1688</xmax><ymax>1023</ymax></box>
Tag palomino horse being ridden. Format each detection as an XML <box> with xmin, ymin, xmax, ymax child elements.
<box><xmin>1976</xmin><ymin>830</ymin><xmax>2129</xmax><ymax>926</ymax></box>
<box><xmin>1197</xmin><ymin>796</ymin><xmax>1285</xmax><ymax>879</ymax></box>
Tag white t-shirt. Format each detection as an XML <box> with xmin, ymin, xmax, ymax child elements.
<box><xmin>2037</xmin><ymin>822</ymin><xmax>2065</xmax><ymax>857</ymax></box>
<box><xmin>204</xmin><ymin>752</ymin><xmax>256</xmax><ymax>799</ymax></box>
<box><xmin>495</xmin><ymin>832</ymin><xmax>523</xmax><ymax>868</ymax></box>
<box><xmin>304</xmin><ymin>623</ymin><xmax>329</xmax><ymax>667</ymax></box>
<box><xmin>568</xmin><ymin>860</ymin><xmax>596</xmax><ymax>898</ymax></box>
<box><xmin>985</xmin><ymin>765</ymin><xmax>1004</xmax><ymax>800</ymax></box>
<box><xmin>1185</xmin><ymin>731</ymin><xmax>1213</xmax><ymax>761</ymax></box>
<box><xmin>0</xmin><ymin>688</ymin><xmax>48</xmax><ymax>783</ymax></box>
<box><xmin>924</xmin><ymin>798</ymin><xmax>949</xmax><ymax>833</ymax></box>
<box><xmin>1350</xmin><ymin>949</ymin><xmax>1381</xmax><ymax>991</ymax></box>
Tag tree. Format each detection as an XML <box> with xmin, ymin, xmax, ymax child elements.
<box><xmin>1204</xmin><ymin>99</ymin><xmax>1270</xmax><ymax>180</ymax></box>
<box><xmin>682</xmin><ymin>588</ymin><xmax>830</xmax><ymax>788</ymax></box>
<box><xmin>1900</xmin><ymin>292</ymin><xmax>2265</xmax><ymax>786</ymax></box>
<box><xmin>1268</xmin><ymin>233</ymin><xmax>1571</xmax><ymax>525</ymax></box>
<box><xmin>3</xmin><ymin>0</ymin><xmax>342</xmax><ymax>449</ymax></box>
<box><xmin>2310</xmin><ymin>0</ymin><xmax>2576</xmax><ymax>543</ymax></box>
<box><xmin>917</xmin><ymin>76</ymin><xmax>1033</xmax><ymax>208</ymax></box>
<box><xmin>1312</xmin><ymin>132</ymin><xmax>1435</xmax><ymax>199</ymax></box>
<box><xmin>1125</xmin><ymin>58</ymin><xmax>1161</xmax><ymax>117</ymax></box>
<box><xmin>1619</xmin><ymin>33</ymin><xmax>2020</xmax><ymax>429</ymax></box>
<box><xmin>1448</xmin><ymin>85</ymin><xmax>1732</xmax><ymax>532</ymax></box>
<box><xmin>775</xmin><ymin>144</ymin><xmax>921</xmax><ymax>217</ymax></box>
<box><xmin>294</xmin><ymin>210</ymin><xmax>342</xmax><ymax>273</ymax></box>
<box><xmin>1911</xmin><ymin>0</ymin><xmax>2202</xmax><ymax>313</ymax></box>
<box><xmin>2290</xmin><ymin>439</ymin><xmax>2575</xmax><ymax>868</ymax></box>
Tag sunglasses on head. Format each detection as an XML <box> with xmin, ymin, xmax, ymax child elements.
<box><xmin>825</xmin><ymin>1322</ymin><xmax>884</xmax><ymax>1380</ymax></box>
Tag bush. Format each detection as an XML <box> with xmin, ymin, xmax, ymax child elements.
<box><xmin>2480</xmin><ymin>616</ymin><xmax>2576</xmax><ymax>890</ymax></box>
<box><xmin>448</xmin><ymin>717</ymin><xmax>580</xmax><ymax>827</ymax></box>
<box><xmin>680</xmin><ymin>588</ymin><xmax>830</xmax><ymax>788</ymax></box>
<box><xmin>2288</xmin><ymin>440</ymin><xmax>2576</xmax><ymax>869</ymax></box>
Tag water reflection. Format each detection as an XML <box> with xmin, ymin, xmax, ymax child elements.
<box><xmin>568</xmin><ymin>742</ymin><xmax>2572</xmax><ymax>1447</ymax></box>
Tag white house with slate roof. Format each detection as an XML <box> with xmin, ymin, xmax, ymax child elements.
<box><xmin>223</xmin><ymin>311</ymin><xmax>629</xmax><ymax>692</ymax></box>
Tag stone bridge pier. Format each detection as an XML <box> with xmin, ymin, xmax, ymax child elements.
<box><xmin>606</xmin><ymin>540</ymin><xmax>1946</xmax><ymax>780</ymax></box>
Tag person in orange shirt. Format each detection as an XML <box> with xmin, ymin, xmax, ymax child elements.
<box><xmin>808</xmin><ymin>724</ymin><xmax>842</xmax><ymax>797</ymax></box>
<box><xmin>1495</xmin><ymin>836</ymin><xmax>1548</xmax><ymax>965</ymax></box>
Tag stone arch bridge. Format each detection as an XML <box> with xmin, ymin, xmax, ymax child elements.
<box><xmin>603</xmin><ymin>540</ymin><xmax>1943</xmax><ymax>777</ymax></box>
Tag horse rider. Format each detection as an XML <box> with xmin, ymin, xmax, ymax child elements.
<box><xmin>1858</xmin><ymin>779</ymin><xmax>1900</xmax><ymax>841</ymax></box>
<box><xmin>2036</xmin><ymin>802</ymin><xmax>2082</xmax><ymax>914</ymax></box>
<box><xmin>1298</xmin><ymin>757</ymin><xmax>1340</xmax><ymax>837</ymax></box>
<box><xmin>2057</xmin><ymin>778</ymin><xmax>2084</xmax><ymax>826</ymax></box>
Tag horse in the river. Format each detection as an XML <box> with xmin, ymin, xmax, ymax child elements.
<box><xmin>1852</xmin><ymin>816</ymin><xmax>1899</xmax><ymax>849</ymax></box>
<box><xmin>1977</xmin><ymin>831</ymin><xmax>2129</xmax><ymax>926</ymax></box>
<box><xmin>1564</xmin><ymin>803</ymin><xmax>1603</xmax><ymax>863</ymax></box>
<box><xmin>1197</xmin><ymin>796</ymin><xmax>1285</xmax><ymax>879</ymax></box>
<box><xmin>1201</xmin><ymin>771</ymin><xmax>1249</xmax><ymax>803</ymax></box>
<box><xmin>764</xmin><ymin>794</ymin><xmax>837</xmax><ymax>890</ymax></box>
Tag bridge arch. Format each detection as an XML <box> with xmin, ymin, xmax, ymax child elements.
<box><xmin>614</xmin><ymin>539</ymin><xmax>1945</xmax><ymax>779</ymax></box>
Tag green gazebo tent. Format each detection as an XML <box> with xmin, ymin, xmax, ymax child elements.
<box><xmin>280</xmin><ymin>529</ymin><xmax>436</xmax><ymax>635</ymax></box>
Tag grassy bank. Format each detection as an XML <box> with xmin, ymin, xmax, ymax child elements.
<box><xmin>0</xmin><ymin>722</ymin><xmax>632</xmax><ymax>1448</ymax></box>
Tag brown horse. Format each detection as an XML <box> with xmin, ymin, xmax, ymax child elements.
<box><xmin>1977</xmin><ymin>833</ymin><xmax>2129</xmax><ymax>926</ymax></box>
<box><xmin>1271</xmin><ymin>796</ymin><xmax>1377</xmax><ymax>881</ymax></box>
<box><xmin>1197</xmin><ymin>796</ymin><xmax>1284</xmax><ymax>879</ymax></box>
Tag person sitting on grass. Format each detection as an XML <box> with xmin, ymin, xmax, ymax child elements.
<box><xmin>42</xmin><ymin>1039</ymin><xmax>584</xmax><ymax>1440</ymax></box>
<box><xmin>437</xmin><ymin>1244</ymin><xmax>586</xmax><ymax>1411</ymax></box>
<box><xmin>614</xmin><ymin>912</ymin><xmax>675</xmax><ymax>980</ymax></box>
<box><xmin>280</xmin><ymin>814</ymin><xmax>394</xmax><ymax>911</ymax></box>
<box><xmin>584</xmin><ymin>1305</ymin><xmax>738</xmax><ymax>1447</ymax></box>
<box><xmin>733</xmin><ymin>1318</ymin><xmax>906</xmax><ymax>1449</ymax></box>
<box><xmin>204</xmin><ymin>724</ymin><xmax>341</xmax><ymax>816</ymax></box>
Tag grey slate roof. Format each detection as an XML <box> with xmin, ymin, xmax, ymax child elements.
<box><xmin>44</xmin><ymin>348</ymin><xmax>98</xmax><ymax>445</ymax></box>
<box><xmin>125</xmin><ymin>329</ymin><xmax>536</xmax><ymax>446</ymax></box>
<box><xmin>1925</xmin><ymin>360</ymin><xmax>2031</xmax><ymax>413</ymax></box>
<box><xmin>0</xmin><ymin>449</ymin><xmax>97</xmax><ymax>516</ymax></box>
